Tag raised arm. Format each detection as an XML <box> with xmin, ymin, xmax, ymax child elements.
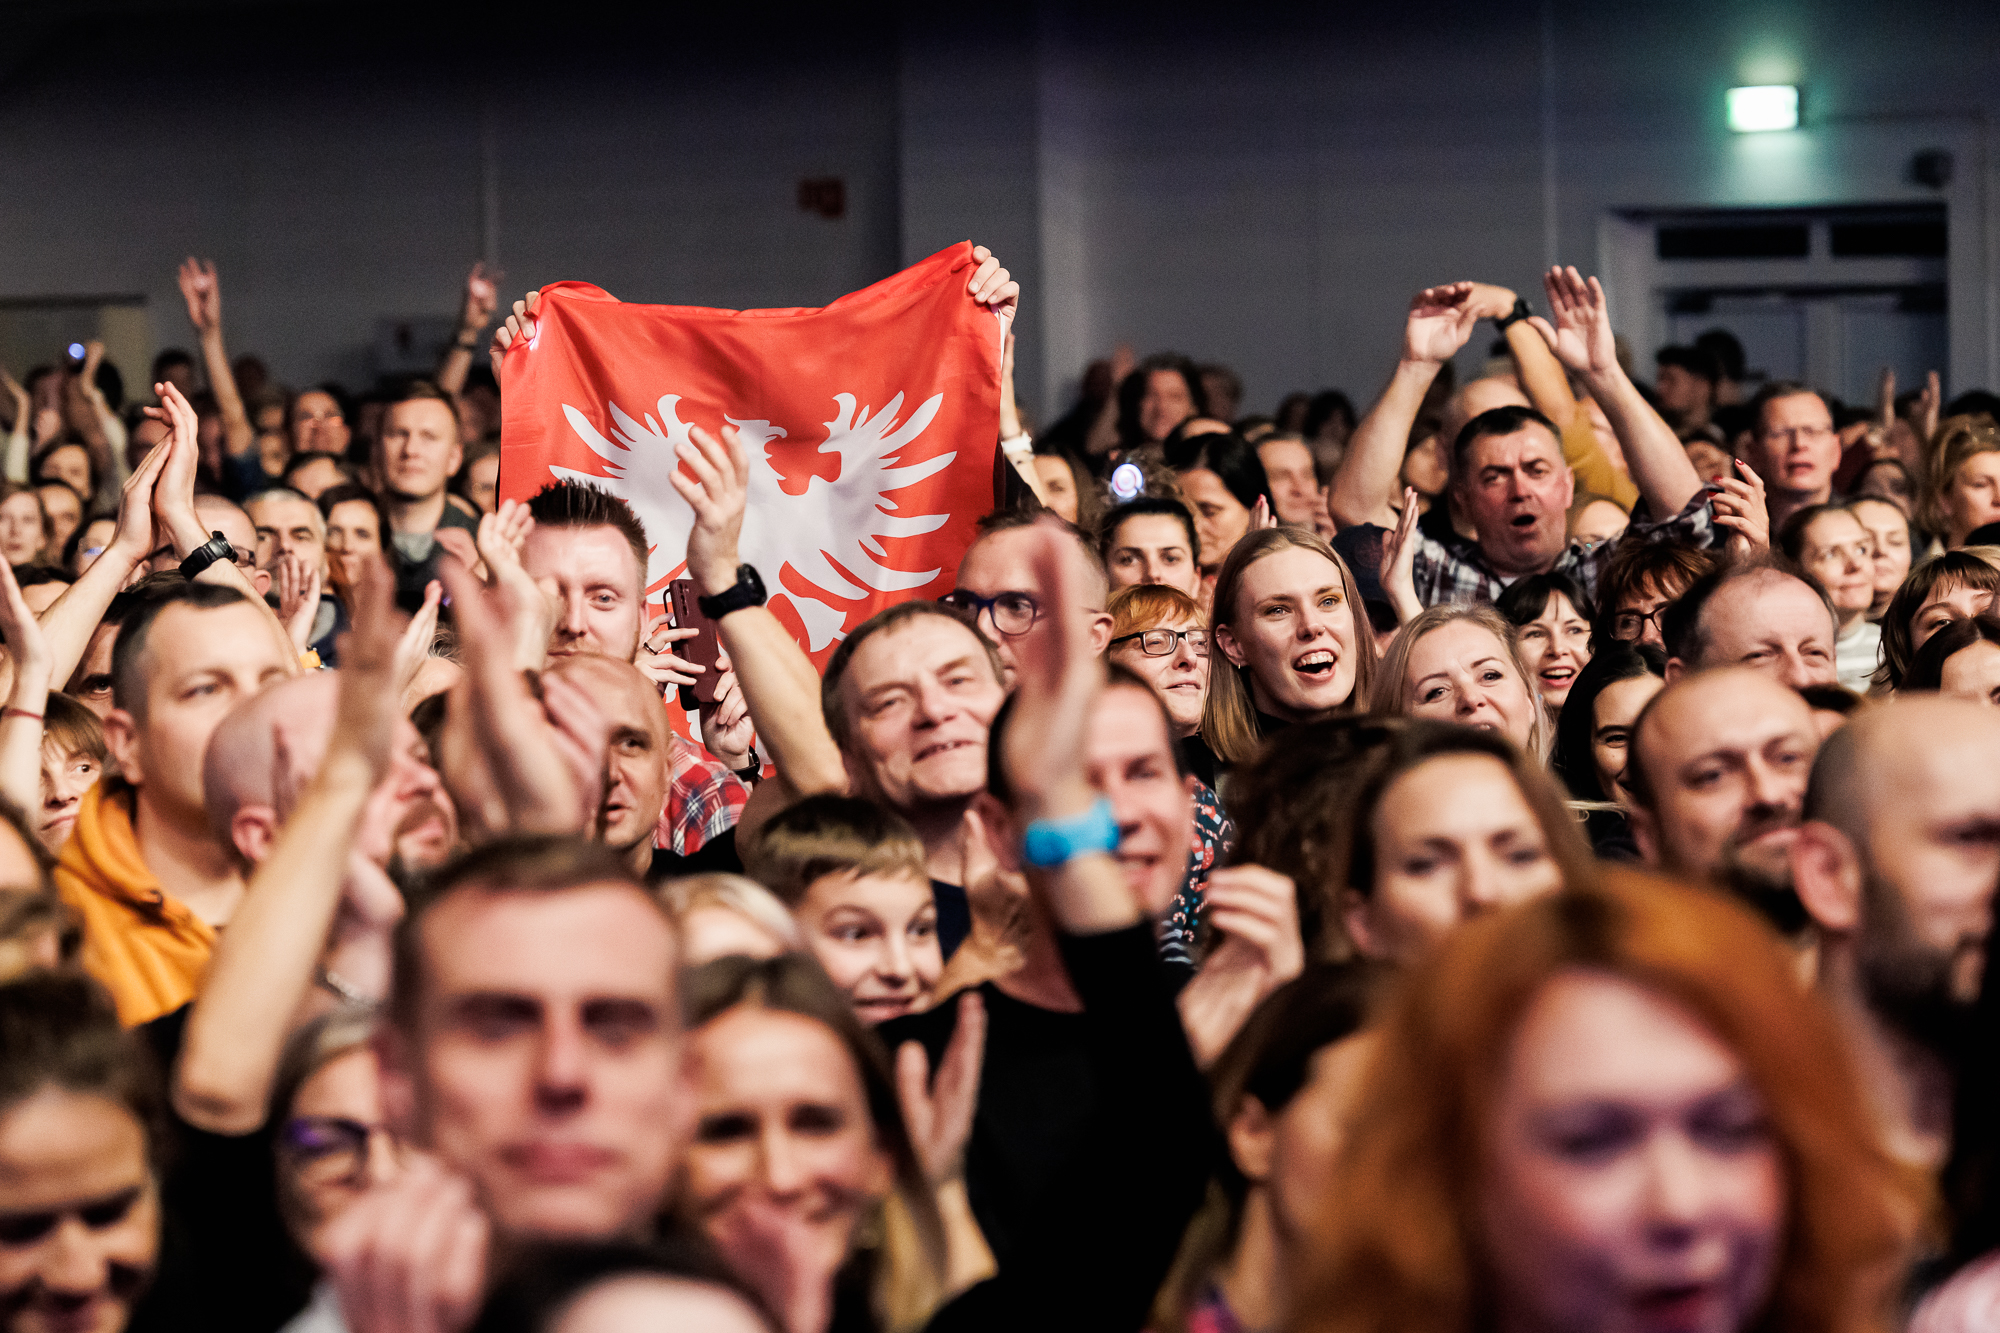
<box><xmin>436</xmin><ymin>262</ymin><xmax>499</xmax><ymax>399</ymax></box>
<box><xmin>1329</xmin><ymin>283</ymin><xmax>1482</xmax><ymax>528</ymax></box>
<box><xmin>1527</xmin><ymin>266</ymin><xmax>1702</xmax><ymax>518</ymax></box>
<box><xmin>173</xmin><ymin>553</ymin><xmax>401</xmax><ymax>1135</ymax></box>
<box><xmin>177</xmin><ymin>258</ymin><xmax>254</xmax><ymax>464</ymax></box>
<box><xmin>671</xmin><ymin>422</ymin><xmax>847</xmax><ymax>848</ymax></box>
<box><xmin>1</xmin><ymin>369</ymin><xmax>29</xmax><ymax>485</ymax></box>
<box><xmin>60</xmin><ymin>343</ymin><xmax>117</xmax><ymax>483</ymax></box>
<box><xmin>149</xmin><ymin>382</ymin><xmax>301</xmax><ymax>669</ymax></box>
<box><xmin>0</xmin><ymin>560</ymin><xmax>51</xmax><ymax>816</ymax></box>
<box><xmin>33</xmin><ymin>422</ymin><xmax>171</xmax><ymax>689</ymax></box>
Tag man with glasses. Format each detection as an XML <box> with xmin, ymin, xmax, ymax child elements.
<box><xmin>946</xmin><ymin>509</ymin><xmax>1113</xmax><ymax>682</ymax></box>
<box><xmin>1739</xmin><ymin>381</ymin><xmax>1842</xmax><ymax>532</ymax></box>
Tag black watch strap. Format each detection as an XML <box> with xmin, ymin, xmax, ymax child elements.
<box><xmin>1495</xmin><ymin>296</ymin><xmax>1533</xmax><ymax>331</ymax></box>
<box><xmin>178</xmin><ymin>531</ymin><xmax>234</xmax><ymax>581</ymax></box>
<box><xmin>697</xmin><ymin>564</ymin><xmax>766</xmax><ymax>619</ymax></box>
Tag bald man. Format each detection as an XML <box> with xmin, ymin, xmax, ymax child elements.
<box><xmin>543</xmin><ymin>653</ymin><xmax>676</xmax><ymax>877</ymax></box>
<box><xmin>145</xmin><ymin>493</ymin><xmax>271</xmax><ymax>598</ymax></box>
<box><xmin>1791</xmin><ymin>698</ymin><xmax>2000</xmax><ymax>1169</ymax></box>
<box><xmin>1625</xmin><ymin>667</ymin><xmax>1821</xmax><ymax>939</ymax></box>
<box><xmin>948</xmin><ymin>510</ymin><xmax>1113</xmax><ymax>684</ymax></box>
<box><xmin>1661</xmin><ymin>557</ymin><xmax>1839</xmax><ymax>690</ymax></box>
<box><xmin>204</xmin><ymin>671</ymin><xmax>455</xmax><ymax>881</ymax></box>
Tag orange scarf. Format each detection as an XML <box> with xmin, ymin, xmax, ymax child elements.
<box><xmin>54</xmin><ymin>780</ymin><xmax>215</xmax><ymax>1026</ymax></box>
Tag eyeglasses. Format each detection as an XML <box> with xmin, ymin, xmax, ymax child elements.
<box><xmin>1759</xmin><ymin>424</ymin><xmax>1836</xmax><ymax>445</ymax></box>
<box><xmin>279</xmin><ymin>1115</ymin><xmax>395</xmax><ymax>1188</ymax></box>
<box><xmin>1609</xmin><ymin>607</ymin><xmax>1665</xmax><ymax>640</ymax></box>
<box><xmin>939</xmin><ymin>590</ymin><xmax>1039</xmax><ymax>637</ymax></box>
<box><xmin>1109</xmin><ymin>627</ymin><xmax>1209</xmax><ymax>658</ymax></box>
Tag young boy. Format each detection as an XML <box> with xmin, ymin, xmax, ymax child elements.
<box><xmin>746</xmin><ymin>795</ymin><xmax>942</xmax><ymax>1024</ymax></box>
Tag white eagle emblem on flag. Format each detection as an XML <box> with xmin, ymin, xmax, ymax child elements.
<box><xmin>551</xmin><ymin>391</ymin><xmax>957</xmax><ymax>650</ymax></box>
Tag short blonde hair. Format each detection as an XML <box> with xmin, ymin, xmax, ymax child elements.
<box><xmin>656</xmin><ymin>873</ymin><xmax>802</xmax><ymax>952</ymax></box>
<box><xmin>1924</xmin><ymin>414</ymin><xmax>2000</xmax><ymax>541</ymax></box>
<box><xmin>743</xmin><ymin>795</ymin><xmax>928</xmax><ymax>908</ymax></box>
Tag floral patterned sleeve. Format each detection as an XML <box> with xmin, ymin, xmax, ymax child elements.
<box><xmin>1159</xmin><ymin>778</ymin><xmax>1235</xmax><ymax>969</ymax></box>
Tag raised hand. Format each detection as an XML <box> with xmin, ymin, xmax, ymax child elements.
<box><xmin>475</xmin><ymin>500</ymin><xmax>557</xmax><ymax>670</ymax></box>
<box><xmin>1176</xmin><ymin>864</ymin><xmax>1305</xmax><ymax>1066</ymax></box>
<box><xmin>895</xmin><ymin>992</ymin><xmax>987</xmax><ymax>1185</ymax></box>
<box><xmin>670</xmin><ymin>423</ymin><xmax>749</xmax><ymax>596</ymax></box>
<box><xmin>636</xmin><ymin>615</ymin><xmax>705</xmax><ymax>689</ymax></box>
<box><xmin>276</xmin><ymin>552</ymin><xmax>322</xmax><ymax>650</ymax></box>
<box><xmin>1714</xmin><ymin>460</ymin><xmax>1771</xmax><ymax>557</ymax></box>
<box><xmin>966</xmin><ymin>245</ymin><xmax>1019</xmax><ymax>322</ymax></box>
<box><xmin>176</xmin><ymin>257</ymin><xmax>222</xmax><ymax>334</ymax></box>
<box><xmin>1249</xmin><ymin>494</ymin><xmax>1276</xmax><ymax>532</ymax></box>
<box><xmin>1463</xmin><ymin>282</ymin><xmax>1520</xmax><ymax>322</ymax></box>
<box><xmin>318</xmin><ymin>1153</ymin><xmax>489</xmax><ymax>1333</ymax></box>
<box><xmin>0</xmin><ymin>559</ymin><xmax>54</xmax><ymax>810</ymax></box>
<box><xmin>392</xmin><ymin>580</ymin><xmax>444</xmax><ymax>708</ymax></box>
<box><xmin>1526</xmin><ymin>265</ymin><xmax>1618</xmax><ymax>379</ymax></box>
<box><xmin>490</xmin><ymin>290</ymin><xmax>541</xmax><ymax>361</ymax></box>
<box><xmin>460</xmin><ymin>261</ymin><xmax>499</xmax><ymax>336</ymax></box>
<box><xmin>142</xmin><ymin>381</ymin><xmax>206</xmax><ymax>555</ymax></box>
<box><xmin>102</xmin><ymin>420</ymin><xmax>172</xmax><ymax>568</ymax></box>
<box><xmin>1378</xmin><ymin>487</ymin><xmax>1425</xmax><ymax>626</ymax></box>
<box><xmin>1916</xmin><ymin>369</ymin><xmax>1942</xmax><ymax>445</ymax></box>
<box><xmin>1402</xmin><ymin>283</ymin><xmax>1482</xmax><ymax>366</ymax></box>
<box><xmin>698</xmin><ymin>651</ymin><xmax>755</xmax><ymax>769</ymax></box>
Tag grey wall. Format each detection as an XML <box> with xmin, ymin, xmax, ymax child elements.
<box><xmin>2</xmin><ymin>0</ymin><xmax>1995</xmax><ymax>423</ymax></box>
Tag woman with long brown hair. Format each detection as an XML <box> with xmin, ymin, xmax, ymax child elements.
<box><xmin>1204</xmin><ymin>527</ymin><xmax>1377</xmax><ymax>768</ymax></box>
<box><xmin>1230</xmin><ymin>717</ymin><xmax>1590</xmax><ymax>962</ymax></box>
<box><xmin>1289</xmin><ymin>869</ymin><xmax>1921</xmax><ymax>1333</ymax></box>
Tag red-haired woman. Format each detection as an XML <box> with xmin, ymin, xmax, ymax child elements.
<box><xmin>1290</xmin><ymin>868</ymin><xmax>1921</xmax><ymax>1333</ymax></box>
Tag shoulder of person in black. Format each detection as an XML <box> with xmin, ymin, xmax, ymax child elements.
<box><xmin>128</xmin><ymin>1005</ymin><xmax>317</xmax><ymax>1333</ymax></box>
<box><xmin>1178</xmin><ymin>733</ymin><xmax>1220</xmax><ymax>790</ymax></box>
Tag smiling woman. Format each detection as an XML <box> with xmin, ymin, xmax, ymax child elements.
<box><xmin>1205</xmin><ymin>528</ymin><xmax>1377</xmax><ymax>767</ymax></box>
<box><xmin>1293</xmin><ymin>870</ymin><xmax>1918</xmax><ymax>1333</ymax></box>
<box><xmin>1496</xmin><ymin>572</ymin><xmax>1594</xmax><ymax>718</ymax></box>
<box><xmin>1372</xmin><ymin>604</ymin><xmax>1549</xmax><ymax>757</ymax></box>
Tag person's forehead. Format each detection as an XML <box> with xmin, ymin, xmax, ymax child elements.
<box><xmin>1238</xmin><ymin>544</ymin><xmax>1339</xmax><ymax>600</ymax></box>
<box><xmin>524</xmin><ymin>524</ymin><xmax>642</xmax><ymax>588</ymax></box>
<box><xmin>1087</xmin><ymin>684</ymin><xmax>1176</xmax><ymax>763</ymax></box>
<box><xmin>1763</xmin><ymin>392</ymin><xmax>1831</xmax><ymax>427</ymax></box>
<box><xmin>37</xmin><ymin>484</ymin><xmax>77</xmax><ymax>508</ymax></box>
<box><xmin>296</xmin><ymin>390</ymin><xmax>340</xmax><ymax>414</ymax></box>
<box><xmin>1802</xmin><ymin>511</ymin><xmax>1866</xmax><ymax>544</ymax></box>
<box><xmin>1467</xmin><ymin>426</ymin><xmax>1562</xmax><ymax>467</ymax></box>
<box><xmin>956</xmin><ymin>527</ymin><xmax>1040</xmax><ymax>593</ymax></box>
<box><xmin>1651</xmin><ymin>674</ymin><xmax>1813</xmax><ymax>757</ymax></box>
<box><xmin>386</xmin><ymin>398</ymin><xmax>456</xmax><ymax>432</ymax></box>
<box><xmin>1259</xmin><ymin>440</ymin><xmax>1314</xmax><ymax>473</ymax></box>
<box><xmin>0</xmin><ymin>491</ymin><xmax>40</xmax><ymax>514</ymax></box>
<box><xmin>1146</xmin><ymin>369</ymin><xmax>1190</xmax><ymax>394</ymax></box>
<box><xmin>554</xmin><ymin>655</ymin><xmax>666</xmax><ymax>736</ymax></box>
<box><xmin>422</xmin><ymin>883</ymin><xmax>677</xmax><ymax>1000</ymax></box>
<box><xmin>148</xmin><ymin>599</ymin><xmax>288</xmax><ymax>668</ymax></box>
<box><xmin>1410</xmin><ymin>618</ymin><xmax>1506</xmax><ymax>669</ymax></box>
<box><xmin>1710</xmin><ymin>572</ymin><xmax>1827</xmax><ymax>627</ymax></box>
<box><xmin>1114</xmin><ymin>514</ymin><xmax>1187</xmax><ymax>548</ymax></box>
<box><xmin>1380</xmin><ymin>751</ymin><xmax>1529</xmax><ymax>825</ymax></box>
<box><xmin>327</xmin><ymin>499</ymin><xmax>376</xmax><ymax>528</ymax></box>
<box><xmin>196</xmin><ymin>500</ymin><xmax>257</xmax><ymax>548</ymax></box>
<box><xmin>844</xmin><ymin>617</ymin><xmax>993</xmax><ymax>697</ymax></box>
<box><xmin>248</xmin><ymin>496</ymin><xmax>319</xmax><ymax>528</ymax></box>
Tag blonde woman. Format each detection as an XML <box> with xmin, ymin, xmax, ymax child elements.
<box><xmin>1370</xmin><ymin>603</ymin><xmax>1550</xmax><ymax>757</ymax></box>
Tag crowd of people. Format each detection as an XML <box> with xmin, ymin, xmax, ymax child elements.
<box><xmin>0</xmin><ymin>244</ymin><xmax>1999</xmax><ymax>1333</ymax></box>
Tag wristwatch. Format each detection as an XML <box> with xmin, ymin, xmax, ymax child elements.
<box><xmin>178</xmin><ymin>531</ymin><xmax>234</xmax><ymax>580</ymax></box>
<box><xmin>1022</xmin><ymin>798</ymin><xmax>1121</xmax><ymax>868</ymax></box>
<box><xmin>1495</xmin><ymin>296</ymin><xmax>1533</xmax><ymax>331</ymax></box>
<box><xmin>698</xmin><ymin>564</ymin><xmax>767</xmax><ymax>619</ymax></box>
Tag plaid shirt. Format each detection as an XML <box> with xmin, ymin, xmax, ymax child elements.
<box><xmin>1412</xmin><ymin>488</ymin><xmax>1719</xmax><ymax>609</ymax></box>
<box><xmin>655</xmin><ymin>734</ymin><xmax>753</xmax><ymax>857</ymax></box>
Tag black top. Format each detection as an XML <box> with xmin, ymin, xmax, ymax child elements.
<box><xmin>128</xmin><ymin>1005</ymin><xmax>317</xmax><ymax>1333</ymax></box>
<box><xmin>875</xmin><ymin>925</ymin><xmax>1217</xmax><ymax>1331</ymax></box>
<box><xmin>1178</xmin><ymin>733</ymin><xmax>1220</xmax><ymax>789</ymax></box>
<box><xmin>388</xmin><ymin>502</ymin><xmax>481</xmax><ymax>611</ymax></box>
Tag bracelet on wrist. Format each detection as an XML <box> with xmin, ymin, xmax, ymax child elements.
<box><xmin>1021</xmin><ymin>797</ymin><xmax>1120</xmax><ymax>868</ymax></box>
<box><xmin>2</xmin><ymin>707</ymin><xmax>42</xmax><ymax>723</ymax></box>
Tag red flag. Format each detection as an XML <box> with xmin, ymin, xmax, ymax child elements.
<box><xmin>496</xmin><ymin>242</ymin><xmax>1003</xmax><ymax>665</ymax></box>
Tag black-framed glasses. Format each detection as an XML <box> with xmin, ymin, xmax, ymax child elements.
<box><xmin>1609</xmin><ymin>607</ymin><xmax>1665</xmax><ymax>641</ymax></box>
<box><xmin>1110</xmin><ymin>627</ymin><xmax>1209</xmax><ymax>659</ymax></box>
<box><xmin>939</xmin><ymin>590</ymin><xmax>1039</xmax><ymax>637</ymax></box>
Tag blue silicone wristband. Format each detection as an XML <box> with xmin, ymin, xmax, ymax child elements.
<box><xmin>1021</xmin><ymin>797</ymin><xmax>1120</xmax><ymax>868</ymax></box>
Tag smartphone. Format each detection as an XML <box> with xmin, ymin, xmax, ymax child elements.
<box><xmin>668</xmin><ymin>578</ymin><xmax>726</xmax><ymax>707</ymax></box>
